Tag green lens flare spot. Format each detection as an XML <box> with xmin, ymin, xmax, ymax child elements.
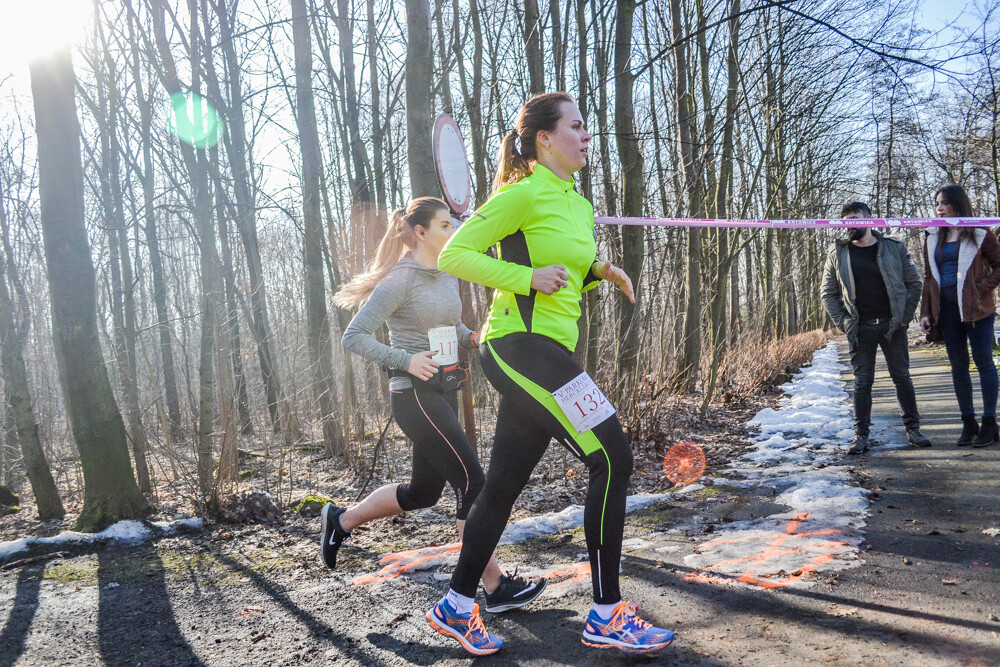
<box><xmin>166</xmin><ymin>92</ymin><xmax>224</xmax><ymax>148</ymax></box>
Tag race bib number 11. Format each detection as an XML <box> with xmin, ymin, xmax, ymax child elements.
<box><xmin>427</xmin><ymin>326</ymin><xmax>459</xmax><ymax>365</ymax></box>
<box><xmin>552</xmin><ymin>372</ymin><xmax>616</xmax><ymax>434</ymax></box>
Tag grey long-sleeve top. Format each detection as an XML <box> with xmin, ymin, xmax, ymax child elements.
<box><xmin>342</xmin><ymin>254</ymin><xmax>475</xmax><ymax>390</ymax></box>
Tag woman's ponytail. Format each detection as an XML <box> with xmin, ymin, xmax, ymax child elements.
<box><xmin>333</xmin><ymin>208</ymin><xmax>412</xmax><ymax>308</ymax></box>
<box><xmin>333</xmin><ymin>198</ymin><xmax>448</xmax><ymax>308</ymax></box>
<box><xmin>492</xmin><ymin>130</ymin><xmax>533</xmax><ymax>191</ymax></box>
<box><xmin>490</xmin><ymin>92</ymin><xmax>576</xmax><ymax>194</ymax></box>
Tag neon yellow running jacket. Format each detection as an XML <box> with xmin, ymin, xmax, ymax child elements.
<box><xmin>438</xmin><ymin>165</ymin><xmax>602</xmax><ymax>352</ymax></box>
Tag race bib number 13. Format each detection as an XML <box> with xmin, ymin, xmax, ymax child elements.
<box><xmin>552</xmin><ymin>372</ymin><xmax>616</xmax><ymax>434</ymax></box>
<box><xmin>427</xmin><ymin>326</ymin><xmax>459</xmax><ymax>365</ymax></box>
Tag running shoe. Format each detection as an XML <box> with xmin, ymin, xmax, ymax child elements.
<box><xmin>320</xmin><ymin>502</ymin><xmax>349</xmax><ymax>569</ymax></box>
<box><xmin>427</xmin><ymin>598</ymin><xmax>503</xmax><ymax>656</ymax></box>
<box><xmin>483</xmin><ymin>570</ymin><xmax>548</xmax><ymax>613</ymax></box>
<box><xmin>581</xmin><ymin>601</ymin><xmax>674</xmax><ymax>653</ymax></box>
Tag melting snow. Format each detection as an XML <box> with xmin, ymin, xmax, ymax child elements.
<box><xmin>0</xmin><ymin>517</ymin><xmax>203</xmax><ymax>562</ymax></box>
<box><xmin>497</xmin><ymin>492</ymin><xmax>669</xmax><ymax>545</ymax></box>
<box><xmin>683</xmin><ymin>341</ymin><xmax>867</xmax><ymax>588</ymax></box>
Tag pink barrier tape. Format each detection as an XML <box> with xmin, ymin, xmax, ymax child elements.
<box><xmin>595</xmin><ymin>216</ymin><xmax>1000</xmax><ymax>228</ymax></box>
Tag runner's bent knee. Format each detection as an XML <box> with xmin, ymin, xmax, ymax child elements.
<box><xmin>396</xmin><ymin>480</ymin><xmax>445</xmax><ymax>511</ymax></box>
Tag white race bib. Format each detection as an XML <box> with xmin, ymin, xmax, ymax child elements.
<box><xmin>427</xmin><ymin>326</ymin><xmax>459</xmax><ymax>365</ymax></box>
<box><xmin>552</xmin><ymin>372</ymin><xmax>616</xmax><ymax>434</ymax></box>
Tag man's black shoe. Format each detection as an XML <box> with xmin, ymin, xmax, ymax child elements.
<box><xmin>906</xmin><ymin>428</ymin><xmax>932</xmax><ymax>448</ymax></box>
<box><xmin>483</xmin><ymin>571</ymin><xmax>547</xmax><ymax>613</ymax></box>
<box><xmin>957</xmin><ymin>416</ymin><xmax>979</xmax><ymax>446</ymax></box>
<box><xmin>847</xmin><ymin>435</ymin><xmax>870</xmax><ymax>455</ymax></box>
<box><xmin>321</xmin><ymin>502</ymin><xmax>350</xmax><ymax>569</ymax></box>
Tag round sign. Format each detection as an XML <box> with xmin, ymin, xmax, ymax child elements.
<box><xmin>663</xmin><ymin>441</ymin><xmax>706</xmax><ymax>486</ymax></box>
<box><xmin>432</xmin><ymin>114</ymin><xmax>473</xmax><ymax>215</ymax></box>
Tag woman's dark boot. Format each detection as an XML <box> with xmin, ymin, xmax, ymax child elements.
<box><xmin>957</xmin><ymin>416</ymin><xmax>979</xmax><ymax>446</ymax></box>
<box><xmin>973</xmin><ymin>416</ymin><xmax>999</xmax><ymax>448</ymax></box>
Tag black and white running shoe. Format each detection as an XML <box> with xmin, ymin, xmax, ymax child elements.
<box><xmin>320</xmin><ymin>502</ymin><xmax>350</xmax><ymax>569</ymax></box>
<box><xmin>483</xmin><ymin>570</ymin><xmax>547</xmax><ymax>613</ymax></box>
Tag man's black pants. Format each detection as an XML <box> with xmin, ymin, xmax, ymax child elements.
<box><xmin>848</xmin><ymin>321</ymin><xmax>920</xmax><ymax>437</ymax></box>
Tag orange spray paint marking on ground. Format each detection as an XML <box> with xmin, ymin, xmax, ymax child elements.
<box><xmin>684</xmin><ymin>513</ymin><xmax>851</xmax><ymax>588</ymax></box>
<box><xmin>353</xmin><ymin>542</ymin><xmax>462</xmax><ymax>587</ymax></box>
<box><xmin>663</xmin><ymin>441</ymin><xmax>706</xmax><ymax>485</ymax></box>
<box><xmin>539</xmin><ymin>562</ymin><xmax>591</xmax><ymax>596</ymax></box>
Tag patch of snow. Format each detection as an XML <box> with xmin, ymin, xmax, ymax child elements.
<box><xmin>496</xmin><ymin>492</ymin><xmax>670</xmax><ymax>545</ymax></box>
<box><xmin>97</xmin><ymin>520</ymin><xmax>152</xmax><ymax>544</ymax></box>
<box><xmin>0</xmin><ymin>516</ymin><xmax>204</xmax><ymax>563</ymax></box>
<box><xmin>983</xmin><ymin>527</ymin><xmax>1000</xmax><ymax>537</ymax></box>
<box><xmin>0</xmin><ymin>538</ymin><xmax>32</xmax><ymax>561</ymax></box>
<box><xmin>683</xmin><ymin>341</ymin><xmax>867</xmax><ymax>588</ymax></box>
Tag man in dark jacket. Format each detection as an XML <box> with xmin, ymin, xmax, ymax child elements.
<box><xmin>821</xmin><ymin>202</ymin><xmax>932</xmax><ymax>454</ymax></box>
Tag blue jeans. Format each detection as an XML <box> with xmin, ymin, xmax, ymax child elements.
<box><xmin>939</xmin><ymin>287</ymin><xmax>998</xmax><ymax>418</ymax></box>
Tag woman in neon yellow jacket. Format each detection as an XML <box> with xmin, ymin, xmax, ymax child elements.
<box><xmin>425</xmin><ymin>92</ymin><xmax>674</xmax><ymax>657</ymax></box>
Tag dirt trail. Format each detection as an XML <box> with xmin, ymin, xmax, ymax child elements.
<box><xmin>2</xmin><ymin>340</ymin><xmax>998</xmax><ymax>665</ymax></box>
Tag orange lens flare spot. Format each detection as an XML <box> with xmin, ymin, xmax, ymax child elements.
<box><xmin>663</xmin><ymin>441</ymin><xmax>706</xmax><ymax>485</ymax></box>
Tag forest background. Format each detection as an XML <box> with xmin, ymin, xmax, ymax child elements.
<box><xmin>0</xmin><ymin>0</ymin><xmax>996</xmax><ymax>531</ymax></box>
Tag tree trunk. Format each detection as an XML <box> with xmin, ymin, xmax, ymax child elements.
<box><xmin>214</xmin><ymin>0</ymin><xmax>296</xmax><ymax>439</ymax></box>
<box><xmin>192</xmin><ymin>19</ymin><xmax>219</xmax><ymax>499</ymax></box>
<box><xmin>550</xmin><ymin>0</ymin><xmax>565</xmax><ymax>90</ymax></box>
<box><xmin>524</xmin><ymin>0</ymin><xmax>545</xmax><ymax>94</ymax></box>
<box><xmin>434</xmin><ymin>0</ymin><xmax>455</xmax><ymax>115</ymax></box>
<box><xmin>369</xmin><ymin>0</ymin><xmax>388</xmax><ymax>211</ymax></box>
<box><xmin>406</xmin><ymin>0</ymin><xmax>439</xmax><ymax>197</ymax></box>
<box><xmin>292</xmin><ymin>0</ymin><xmax>345</xmax><ymax>456</ymax></box>
<box><xmin>699</xmin><ymin>0</ymin><xmax>742</xmax><ymax>411</ymax></box>
<box><xmin>613</xmin><ymin>0</ymin><xmax>644</xmax><ymax>388</ymax></box>
<box><xmin>214</xmin><ymin>184</ymin><xmax>254</xmax><ymax>436</ymax></box>
<box><xmin>125</xmin><ymin>6</ymin><xmax>183</xmax><ymax>445</ymax></box>
<box><xmin>453</xmin><ymin>0</ymin><xmax>487</xmax><ymax>203</ymax></box>
<box><xmin>0</xmin><ymin>203</ymin><xmax>63</xmax><ymax>520</ymax></box>
<box><xmin>671</xmin><ymin>0</ymin><xmax>703</xmax><ymax>391</ymax></box>
<box><xmin>29</xmin><ymin>48</ymin><xmax>148</xmax><ymax>531</ymax></box>
<box><xmin>92</xmin><ymin>20</ymin><xmax>152</xmax><ymax>495</ymax></box>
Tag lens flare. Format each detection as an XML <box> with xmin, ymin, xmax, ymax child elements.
<box><xmin>663</xmin><ymin>441</ymin><xmax>706</xmax><ymax>486</ymax></box>
<box><xmin>166</xmin><ymin>93</ymin><xmax>224</xmax><ymax>148</ymax></box>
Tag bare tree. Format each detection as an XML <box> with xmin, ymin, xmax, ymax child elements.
<box><xmin>407</xmin><ymin>0</ymin><xmax>438</xmax><ymax>196</ymax></box>
<box><xmin>30</xmin><ymin>47</ymin><xmax>148</xmax><ymax>530</ymax></box>
<box><xmin>613</xmin><ymin>0</ymin><xmax>644</xmax><ymax>388</ymax></box>
<box><xmin>292</xmin><ymin>0</ymin><xmax>346</xmax><ymax>456</ymax></box>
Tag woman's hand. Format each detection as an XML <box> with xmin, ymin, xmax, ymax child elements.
<box><xmin>593</xmin><ymin>260</ymin><xmax>635</xmax><ymax>304</ymax></box>
<box><xmin>919</xmin><ymin>316</ymin><xmax>932</xmax><ymax>334</ymax></box>
<box><xmin>407</xmin><ymin>351</ymin><xmax>440</xmax><ymax>381</ymax></box>
<box><xmin>531</xmin><ymin>264</ymin><xmax>569</xmax><ymax>295</ymax></box>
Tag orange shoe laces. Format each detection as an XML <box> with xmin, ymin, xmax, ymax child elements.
<box><xmin>609</xmin><ymin>601</ymin><xmax>652</xmax><ymax>631</ymax></box>
<box><xmin>465</xmin><ymin>604</ymin><xmax>489</xmax><ymax>639</ymax></box>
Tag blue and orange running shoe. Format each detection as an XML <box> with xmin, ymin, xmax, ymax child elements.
<box><xmin>581</xmin><ymin>601</ymin><xmax>674</xmax><ymax>653</ymax></box>
<box><xmin>426</xmin><ymin>598</ymin><xmax>503</xmax><ymax>656</ymax></box>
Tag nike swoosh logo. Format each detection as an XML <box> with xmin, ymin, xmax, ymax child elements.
<box><xmin>513</xmin><ymin>582</ymin><xmax>539</xmax><ymax>598</ymax></box>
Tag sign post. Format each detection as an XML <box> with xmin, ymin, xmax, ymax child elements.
<box><xmin>432</xmin><ymin>114</ymin><xmax>478</xmax><ymax>449</ymax></box>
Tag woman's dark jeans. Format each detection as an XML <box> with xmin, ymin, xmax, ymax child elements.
<box><xmin>939</xmin><ymin>287</ymin><xmax>998</xmax><ymax>418</ymax></box>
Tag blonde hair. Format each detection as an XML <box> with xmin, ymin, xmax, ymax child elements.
<box><xmin>333</xmin><ymin>197</ymin><xmax>449</xmax><ymax>308</ymax></box>
<box><xmin>492</xmin><ymin>92</ymin><xmax>576</xmax><ymax>192</ymax></box>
